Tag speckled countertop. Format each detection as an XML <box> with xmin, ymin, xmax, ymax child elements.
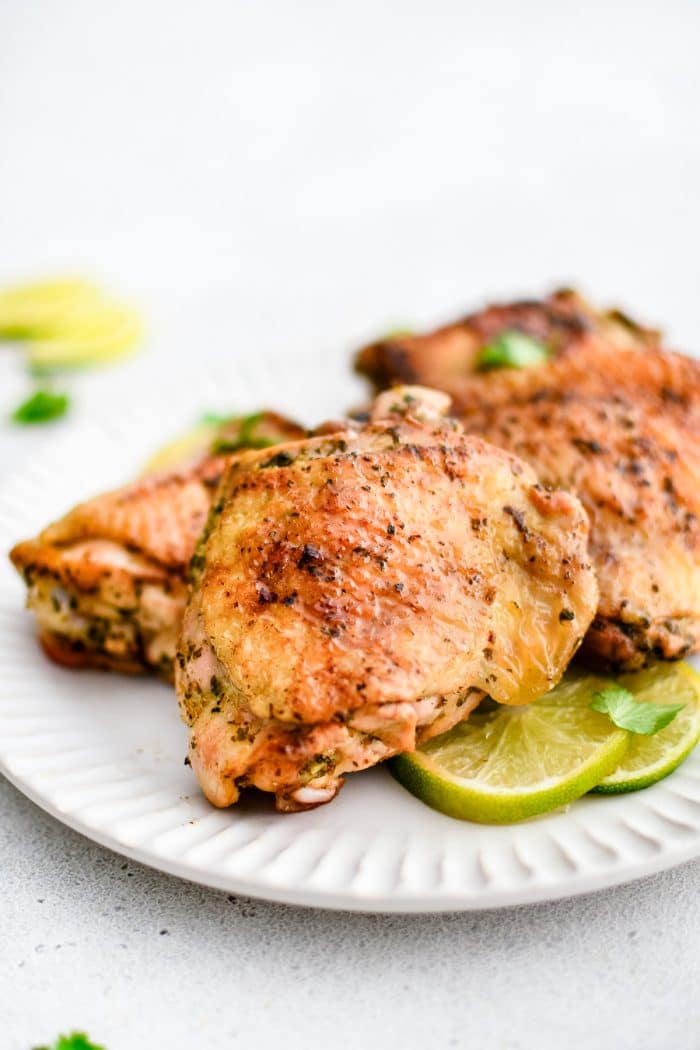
<box><xmin>3</xmin><ymin>2</ymin><xmax>700</xmax><ymax>1047</ymax></box>
<box><xmin>3</xmin><ymin>778</ymin><xmax>699</xmax><ymax>1049</ymax></box>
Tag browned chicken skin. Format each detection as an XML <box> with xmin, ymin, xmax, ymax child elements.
<box><xmin>355</xmin><ymin>292</ymin><xmax>700</xmax><ymax>670</ymax></box>
<box><xmin>176</xmin><ymin>388</ymin><xmax>598</xmax><ymax>811</ymax></box>
<box><xmin>355</xmin><ymin>288</ymin><xmax>661</xmax><ymax>393</ymax></box>
<box><xmin>10</xmin><ymin>412</ymin><xmax>306</xmax><ymax>677</ymax></box>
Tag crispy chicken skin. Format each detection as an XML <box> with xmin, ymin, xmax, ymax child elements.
<box><xmin>355</xmin><ymin>288</ymin><xmax>661</xmax><ymax>393</ymax></box>
<box><xmin>355</xmin><ymin>292</ymin><xmax>700</xmax><ymax>670</ymax></box>
<box><xmin>453</xmin><ymin>350</ymin><xmax>700</xmax><ymax>670</ymax></box>
<box><xmin>176</xmin><ymin>388</ymin><xmax>598</xmax><ymax>811</ymax></box>
<box><xmin>10</xmin><ymin>413</ymin><xmax>305</xmax><ymax>677</ymax></box>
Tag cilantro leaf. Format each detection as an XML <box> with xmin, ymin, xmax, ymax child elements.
<box><xmin>591</xmin><ymin>685</ymin><xmax>685</xmax><ymax>735</ymax></box>
<box><xmin>33</xmin><ymin>1033</ymin><xmax>105</xmax><ymax>1050</ymax></box>
<box><xmin>12</xmin><ymin>389</ymin><xmax>70</xmax><ymax>424</ymax></box>
<box><xmin>210</xmin><ymin>411</ymin><xmax>277</xmax><ymax>453</ymax></box>
<box><xmin>476</xmin><ymin>330</ymin><xmax>550</xmax><ymax>371</ymax></box>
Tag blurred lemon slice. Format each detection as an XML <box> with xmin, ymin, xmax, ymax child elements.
<box><xmin>0</xmin><ymin>278</ymin><xmax>103</xmax><ymax>338</ymax></box>
<box><xmin>0</xmin><ymin>278</ymin><xmax>142</xmax><ymax>369</ymax></box>
<box><xmin>28</xmin><ymin>303</ymin><xmax>143</xmax><ymax>370</ymax></box>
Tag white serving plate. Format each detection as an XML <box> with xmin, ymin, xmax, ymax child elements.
<box><xmin>1</xmin><ymin>358</ymin><xmax>699</xmax><ymax>912</ymax></box>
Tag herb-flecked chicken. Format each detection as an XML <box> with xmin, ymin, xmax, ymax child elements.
<box><xmin>355</xmin><ymin>292</ymin><xmax>700</xmax><ymax>671</ymax></box>
<box><xmin>10</xmin><ymin>412</ymin><xmax>305</xmax><ymax>677</ymax></box>
<box><xmin>176</xmin><ymin>387</ymin><xmax>599</xmax><ymax>811</ymax></box>
<box><xmin>355</xmin><ymin>288</ymin><xmax>661</xmax><ymax>392</ymax></box>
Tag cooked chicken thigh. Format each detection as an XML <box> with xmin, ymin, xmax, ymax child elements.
<box><xmin>176</xmin><ymin>388</ymin><xmax>598</xmax><ymax>811</ymax></box>
<box><xmin>454</xmin><ymin>351</ymin><xmax>700</xmax><ymax>670</ymax></box>
<box><xmin>10</xmin><ymin>412</ymin><xmax>305</xmax><ymax>677</ymax></box>
<box><xmin>355</xmin><ymin>288</ymin><xmax>661</xmax><ymax>393</ymax></box>
<box><xmin>355</xmin><ymin>292</ymin><xmax>700</xmax><ymax>670</ymax></box>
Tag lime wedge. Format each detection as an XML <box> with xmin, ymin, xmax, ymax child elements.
<box><xmin>390</xmin><ymin>670</ymin><xmax>629</xmax><ymax>823</ymax></box>
<box><xmin>592</xmin><ymin>662</ymin><xmax>700</xmax><ymax>793</ymax></box>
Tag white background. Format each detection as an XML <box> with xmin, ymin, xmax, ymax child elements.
<box><xmin>1</xmin><ymin>2</ymin><xmax>699</xmax><ymax>1048</ymax></box>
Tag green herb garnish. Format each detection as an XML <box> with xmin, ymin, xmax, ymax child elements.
<box><xmin>199</xmin><ymin>411</ymin><xmax>231</xmax><ymax>425</ymax></box>
<box><xmin>33</xmin><ymin>1033</ymin><xmax>105</xmax><ymax>1050</ymax></box>
<box><xmin>12</xmin><ymin>389</ymin><xmax>70</xmax><ymax>424</ymax></box>
<box><xmin>210</xmin><ymin>411</ymin><xmax>277</xmax><ymax>453</ymax></box>
<box><xmin>591</xmin><ymin>685</ymin><xmax>685</xmax><ymax>735</ymax></box>
<box><xmin>476</xmin><ymin>330</ymin><xmax>550</xmax><ymax>371</ymax></box>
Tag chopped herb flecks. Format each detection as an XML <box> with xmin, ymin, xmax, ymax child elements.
<box><xmin>260</xmin><ymin>449</ymin><xmax>295</xmax><ymax>469</ymax></box>
<box><xmin>210</xmin><ymin>411</ymin><xmax>278</xmax><ymax>453</ymax></box>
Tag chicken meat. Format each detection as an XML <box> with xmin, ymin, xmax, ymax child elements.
<box><xmin>10</xmin><ymin>412</ymin><xmax>305</xmax><ymax>677</ymax></box>
<box><xmin>176</xmin><ymin>387</ymin><xmax>598</xmax><ymax>811</ymax></box>
<box><xmin>355</xmin><ymin>292</ymin><xmax>700</xmax><ymax>670</ymax></box>
<box><xmin>355</xmin><ymin>288</ymin><xmax>661</xmax><ymax>393</ymax></box>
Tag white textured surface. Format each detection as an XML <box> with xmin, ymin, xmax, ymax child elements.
<box><xmin>2</xmin><ymin>0</ymin><xmax>700</xmax><ymax>1047</ymax></box>
<box><xmin>2</xmin><ymin>777</ymin><xmax>700</xmax><ymax>1050</ymax></box>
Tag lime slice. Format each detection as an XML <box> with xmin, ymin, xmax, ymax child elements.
<box><xmin>0</xmin><ymin>278</ymin><xmax>142</xmax><ymax>369</ymax></box>
<box><xmin>143</xmin><ymin>422</ymin><xmax>221</xmax><ymax>474</ymax></box>
<box><xmin>143</xmin><ymin>413</ymin><xmax>284</xmax><ymax>474</ymax></box>
<box><xmin>390</xmin><ymin>670</ymin><xmax>629</xmax><ymax>824</ymax></box>
<box><xmin>592</xmin><ymin>662</ymin><xmax>700</xmax><ymax>793</ymax></box>
<box><xmin>27</xmin><ymin>303</ymin><xmax>142</xmax><ymax>371</ymax></box>
<box><xmin>0</xmin><ymin>278</ymin><xmax>103</xmax><ymax>338</ymax></box>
